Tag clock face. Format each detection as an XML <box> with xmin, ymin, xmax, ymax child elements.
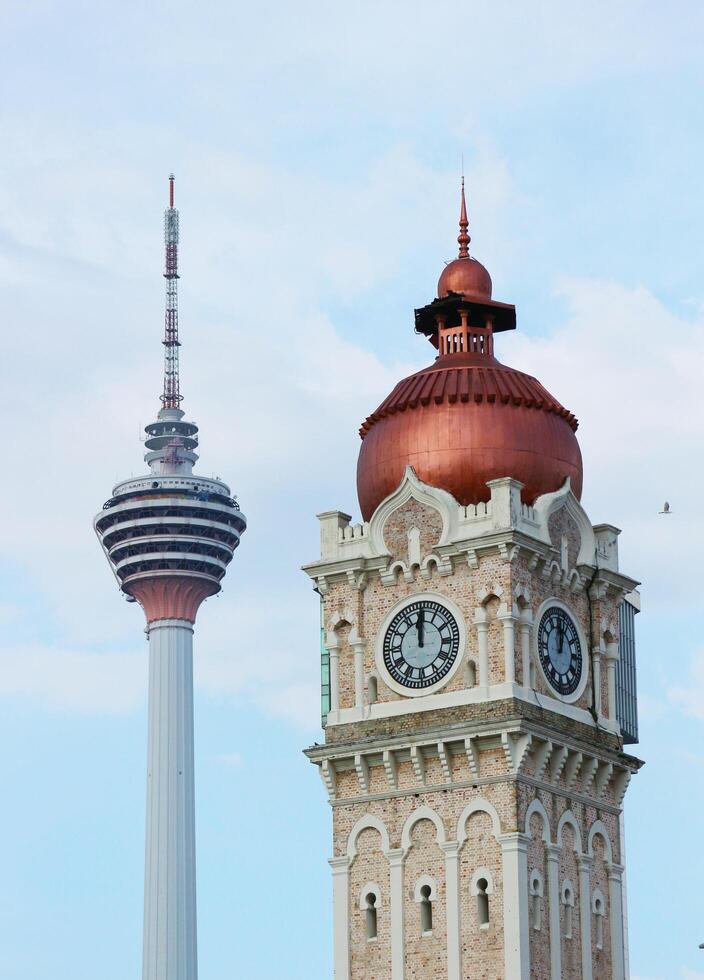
<box><xmin>537</xmin><ymin>606</ymin><xmax>583</xmax><ymax>695</ymax></box>
<box><xmin>382</xmin><ymin>599</ymin><xmax>460</xmax><ymax>691</ymax></box>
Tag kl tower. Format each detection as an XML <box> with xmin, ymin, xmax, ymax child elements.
<box><xmin>95</xmin><ymin>176</ymin><xmax>246</xmax><ymax>980</ymax></box>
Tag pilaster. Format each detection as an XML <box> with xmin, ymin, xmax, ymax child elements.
<box><xmin>578</xmin><ymin>854</ymin><xmax>593</xmax><ymax>979</ymax></box>
<box><xmin>440</xmin><ymin>841</ymin><xmax>461</xmax><ymax>980</ymax></box>
<box><xmin>500</xmin><ymin>832</ymin><xmax>530</xmax><ymax>980</ymax></box>
<box><xmin>329</xmin><ymin>856</ymin><xmax>351</xmax><ymax>980</ymax></box>
<box><xmin>387</xmin><ymin>848</ymin><xmax>405</xmax><ymax>980</ymax></box>
<box><xmin>546</xmin><ymin>843</ymin><xmax>562</xmax><ymax>980</ymax></box>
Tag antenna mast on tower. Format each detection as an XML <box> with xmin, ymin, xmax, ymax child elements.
<box><xmin>162</xmin><ymin>174</ymin><xmax>182</xmax><ymax>409</ymax></box>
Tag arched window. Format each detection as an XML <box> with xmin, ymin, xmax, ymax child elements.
<box><xmin>465</xmin><ymin>659</ymin><xmax>477</xmax><ymax>688</ymax></box>
<box><xmin>561</xmin><ymin>880</ymin><xmax>575</xmax><ymax>940</ymax></box>
<box><xmin>529</xmin><ymin>870</ymin><xmax>543</xmax><ymax>931</ymax></box>
<box><xmin>592</xmin><ymin>889</ymin><xmax>605</xmax><ymax>950</ymax></box>
<box><xmin>414</xmin><ymin>877</ymin><xmax>437</xmax><ymax>936</ymax></box>
<box><xmin>420</xmin><ymin>885</ymin><xmax>433</xmax><ymax>933</ymax></box>
<box><xmin>367</xmin><ymin>674</ymin><xmax>378</xmax><ymax>704</ymax></box>
<box><xmin>365</xmin><ymin>892</ymin><xmax>377</xmax><ymax>940</ymax></box>
<box><xmin>470</xmin><ymin>871</ymin><xmax>493</xmax><ymax>929</ymax></box>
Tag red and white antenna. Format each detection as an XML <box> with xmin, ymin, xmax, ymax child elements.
<box><xmin>161</xmin><ymin>173</ymin><xmax>182</xmax><ymax>409</ymax></box>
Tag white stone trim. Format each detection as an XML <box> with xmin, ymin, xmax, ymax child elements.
<box><xmin>413</xmin><ymin>874</ymin><xmax>438</xmax><ymax>903</ymax></box>
<box><xmin>347</xmin><ymin>814</ymin><xmax>391</xmax><ymax>860</ymax></box>
<box><xmin>587</xmin><ymin>819</ymin><xmax>613</xmax><ymax>864</ymax></box>
<box><xmin>387</xmin><ymin>848</ymin><xmax>405</xmax><ymax>980</ymax></box>
<box><xmin>457</xmin><ymin>798</ymin><xmax>502</xmax><ymax>844</ymax></box>
<box><xmin>469</xmin><ymin>867</ymin><xmax>495</xmax><ymax>895</ymax></box>
<box><xmin>547</xmin><ymin>845</ymin><xmax>562</xmax><ymax>979</ymax></box>
<box><xmin>358</xmin><ymin>881</ymin><xmax>382</xmax><ymax>910</ymax></box>
<box><xmin>524</xmin><ymin>798</ymin><xmax>551</xmax><ymax>841</ymax></box>
<box><xmin>374</xmin><ymin>591</ymin><xmax>467</xmax><ymax>699</ymax></box>
<box><xmin>529</xmin><ymin>868</ymin><xmax>544</xmax><ymax>896</ymax></box>
<box><xmin>532</xmin><ymin>478</ymin><xmax>597</xmax><ymax>567</ymax></box>
<box><xmin>368</xmin><ymin>466</ymin><xmax>458</xmax><ymax>554</ymax></box>
<box><xmin>557</xmin><ymin>810</ymin><xmax>583</xmax><ymax>852</ymax></box>
<box><xmin>533</xmin><ymin>597</ymin><xmax>590</xmax><ymax>704</ymax></box>
<box><xmin>529</xmin><ymin>869</ymin><xmax>544</xmax><ymax>933</ymax></box>
<box><xmin>608</xmin><ymin>863</ymin><xmax>626</xmax><ymax>980</ymax></box>
<box><xmin>441</xmin><ymin>841</ymin><xmax>461</xmax><ymax>980</ymax></box>
<box><xmin>401</xmin><ymin>805</ymin><xmax>446</xmax><ymax>851</ymax></box>
<box><xmin>591</xmin><ymin>886</ymin><xmax>606</xmax><ymax>914</ymax></box>
<box><xmin>500</xmin><ymin>833</ymin><xmax>530</xmax><ymax>980</ymax></box>
<box><xmin>578</xmin><ymin>855</ymin><xmax>593</xmax><ymax>978</ymax></box>
<box><xmin>326</xmin><ymin>679</ymin><xmax>610</xmax><ymax>732</ymax></box>
<box><xmin>329</xmin><ymin>856</ymin><xmax>351</xmax><ymax>980</ymax></box>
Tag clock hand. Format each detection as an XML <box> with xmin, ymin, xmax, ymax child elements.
<box><xmin>417</xmin><ymin>609</ymin><xmax>425</xmax><ymax>648</ymax></box>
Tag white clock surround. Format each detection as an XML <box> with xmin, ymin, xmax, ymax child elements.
<box><xmin>533</xmin><ymin>596</ymin><xmax>589</xmax><ymax>704</ymax></box>
<box><xmin>375</xmin><ymin>591</ymin><xmax>467</xmax><ymax>698</ymax></box>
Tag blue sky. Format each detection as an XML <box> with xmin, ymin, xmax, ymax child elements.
<box><xmin>1</xmin><ymin>1</ymin><xmax>703</xmax><ymax>977</ymax></box>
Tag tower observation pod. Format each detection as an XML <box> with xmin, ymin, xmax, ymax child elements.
<box><xmin>94</xmin><ymin>176</ymin><xmax>246</xmax><ymax>980</ymax></box>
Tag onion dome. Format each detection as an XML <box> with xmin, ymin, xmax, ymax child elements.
<box><xmin>356</xmin><ymin>182</ymin><xmax>583</xmax><ymax>521</ymax></box>
<box><xmin>437</xmin><ymin>179</ymin><xmax>493</xmax><ymax>301</ymax></box>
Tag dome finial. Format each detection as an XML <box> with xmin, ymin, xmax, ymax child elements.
<box><xmin>458</xmin><ymin>176</ymin><xmax>470</xmax><ymax>258</ymax></box>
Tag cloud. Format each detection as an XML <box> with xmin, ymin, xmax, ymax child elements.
<box><xmin>507</xmin><ymin>278</ymin><xmax>704</xmax><ymax>611</ymax></box>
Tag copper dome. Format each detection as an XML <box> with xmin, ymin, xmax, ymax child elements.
<box><xmin>438</xmin><ymin>256</ymin><xmax>492</xmax><ymax>300</ymax></box>
<box><xmin>355</xmin><ymin>181</ymin><xmax>583</xmax><ymax>521</ymax></box>
<box><xmin>357</xmin><ymin>352</ymin><xmax>582</xmax><ymax>520</ymax></box>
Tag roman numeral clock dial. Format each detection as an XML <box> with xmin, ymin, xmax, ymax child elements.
<box><xmin>537</xmin><ymin>605</ymin><xmax>583</xmax><ymax>696</ymax></box>
<box><xmin>382</xmin><ymin>599</ymin><xmax>460</xmax><ymax>691</ymax></box>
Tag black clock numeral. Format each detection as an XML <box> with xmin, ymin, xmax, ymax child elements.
<box><xmin>537</xmin><ymin>605</ymin><xmax>583</xmax><ymax>696</ymax></box>
<box><xmin>383</xmin><ymin>599</ymin><xmax>460</xmax><ymax>690</ymax></box>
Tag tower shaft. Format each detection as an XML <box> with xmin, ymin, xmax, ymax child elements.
<box><xmin>95</xmin><ymin>175</ymin><xmax>246</xmax><ymax>980</ymax></box>
<box><xmin>142</xmin><ymin>619</ymin><xmax>198</xmax><ymax>980</ymax></box>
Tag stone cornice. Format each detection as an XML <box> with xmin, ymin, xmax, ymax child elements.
<box><xmin>306</xmin><ymin>716</ymin><xmax>641</xmax><ymax>811</ymax></box>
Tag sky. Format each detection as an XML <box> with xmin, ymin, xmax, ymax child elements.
<box><xmin>0</xmin><ymin>1</ymin><xmax>703</xmax><ymax>977</ymax></box>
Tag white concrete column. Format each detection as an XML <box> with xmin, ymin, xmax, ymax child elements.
<box><xmin>592</xmin><ymin>648</ymin><xmax>602</xmax><ymax>718</ymax></box>
<box><xmin>500</xmin><ymin>833</ymin><xmax>530</xmax><ymax>980</ymax></box>
<box><xmin>619</xmin><ymin>810</ymin><xmax>631</xmax><ymax>979</ymax></box>
<box><xmin>608</xmin><ymin>863</ymin><xmax>626</xmax><ymax>980</ymax></box>
<box><xmin>546</xmin><ymin>843</ymin><xmax>562</xmax><ymax>980</ymax></box>
<box><xmin>498</xmin><ymin>608</ymin><xmax>516</xmax><ymax>684</ymax></box>
<box><xmin>474</xmin><ymin>610</ymin><xmax>489</xmax><ymax>695</ymax></box>
<box><xmin>441</xmin><ymin>842</ymin><xmax>461</xmax><ymax>980</ymax></box>
<box><xmin>329</xmin><ymin>856</ymin><xmax>350</xmax><ymax>980</ymax></box>
<box><xmin>142</xmin><ymin>618</ymin><xmax>198</xmax><ymax>980</ymax></box>
<box><xmin>328</xmin><ymin>635</ymin><xmax>340</xmax><ymax>712</ymax></box>
<box><xmin>387</xmin><ymin>848</ymin><xmax>405</xmax><ymax>980</ymax></box>
<box><xmin>605</xmin><ymin>641</ymin><xmax>620</xmax><ymax>722</ymax></box>
<box><xmin>353</xmin><ymin>641</ymin><xmax>365</xmax><ymax>709</ymax></box>
<box><xmin>519</xmin><ymin>615</ymin><xmax>533</xmax><ymax>688</ymax></box>
<box><xmin>578</xmin><ymin>854</ymin><xmax>593</xmax><ymax>979</ymax></box>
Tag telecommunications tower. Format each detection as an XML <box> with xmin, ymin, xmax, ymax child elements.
<box><xmin>95</xmin><ymin>176</ymin><xmax>246</xmax><ymax>980</ymax></box>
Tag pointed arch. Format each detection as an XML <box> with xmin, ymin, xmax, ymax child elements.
<box><xmin>533</xmin><ymin>479</ymin><xmax>596</xmax><ymax>567</ymax></box>
<box><xmin>368</xmin><ymin>465</ymin><xmax>459</xmax><ymax>554</ymax></box>
<box><xmin>524</xmin><ymin>798</ymin><xmax>551</xmax><ymax>842</ymax></box>
<box><xmin>347</xmin><ymin>813</ymin><xmax>391</xmax><ymax>860</ymax></box>
<box><xmin>587</xmin><ymin>820</ymin><xmax>613</xmax><ymax>864</ymax></box>
<box><xmin>456</xmin><ymin>798</ymin><xmax>502</xmax><ymax>845</ymax></box>
<box><xmin>401</xmin><ymin>805</ymin><xmax>446</xmax><ymax>852</ymax></box>
<box><xmin>556</xmin><ymin>810</ymin><xmax>583</xmax><ymax>852</ymax></box>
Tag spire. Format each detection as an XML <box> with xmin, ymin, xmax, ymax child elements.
<box><xmin>162</xmin><ymin>174</ymin><xmax>182</xmax><ymax>410</ymax></box>
<box><xmin>457</xmin><ymin>176</ymin><xmax>470</xmax><ymax>258</ymax></box>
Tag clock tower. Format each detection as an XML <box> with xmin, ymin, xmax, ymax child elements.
<box><xmin>304</xmin><ymin>183</ymin><xmax>642</xmax><ymax>980</ymax></box>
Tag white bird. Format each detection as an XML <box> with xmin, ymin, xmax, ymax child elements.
<box><xmin>659</xmin><ymin>502</ymin><xmax>672</xmax><ymax>514</ymax></box>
